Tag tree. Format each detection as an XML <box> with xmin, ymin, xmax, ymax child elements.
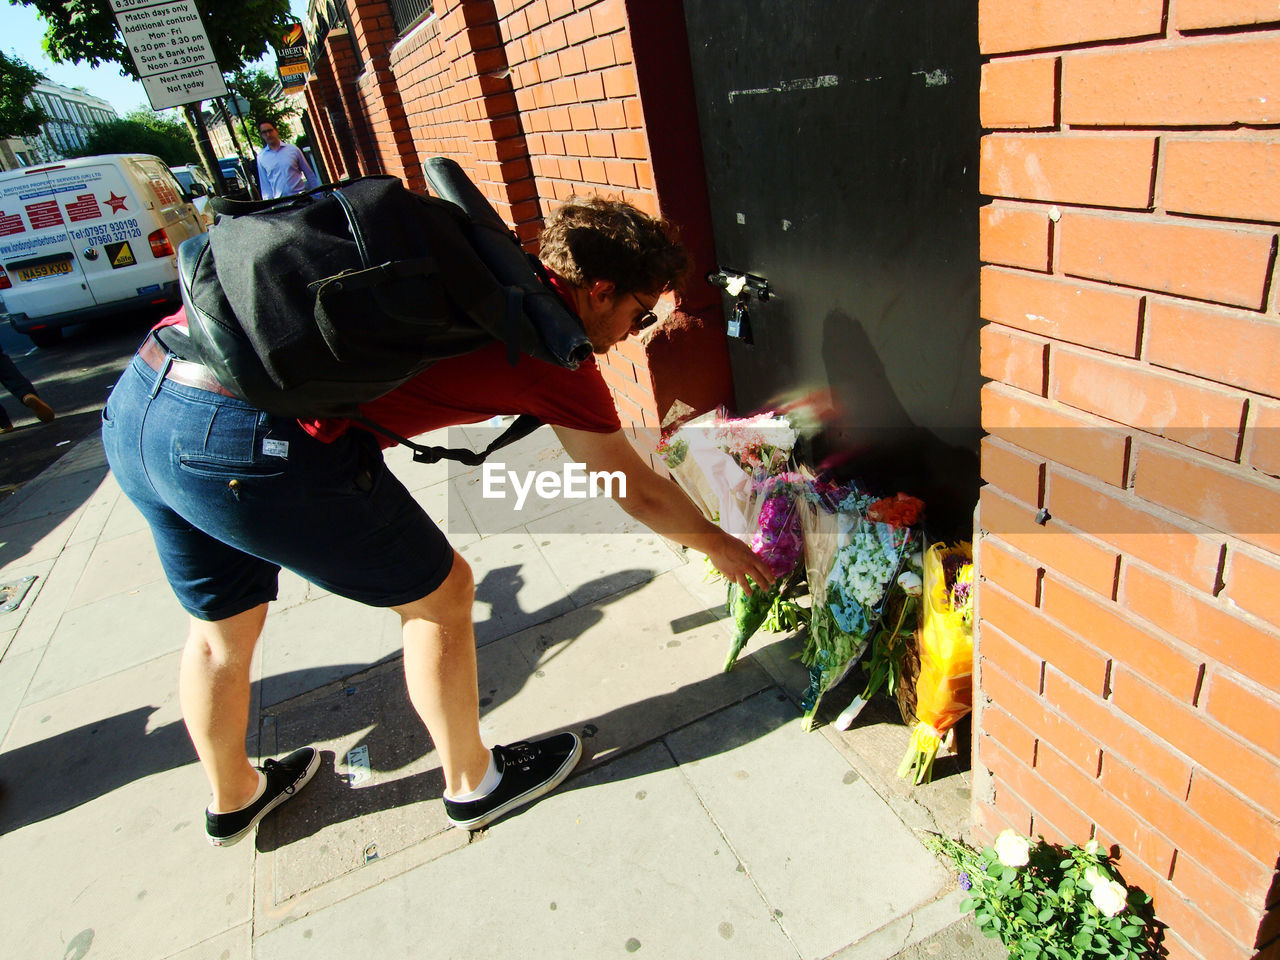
<box><xmin>16</xmin><ymin>0</ymin><xmax>291</xmax><ymax>192</ymax></box>
<box><xmin>229</xmin><ymin>68</ymin><xmax>298</xmax><ymax>145</ymax></box>
<box><xmin>0</xmin><ymin>49</ymin><xmax>48</xmax><ymax>140</ymax></box>
<box><xmin>69</xmin><ymin>108</ymin><xmax>198</xmax><ymax>166</ymax></box>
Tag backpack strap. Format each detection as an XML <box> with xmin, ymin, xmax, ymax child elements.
<box><xmin>207</xmin><ymin>175</ymin><xmax>370</xmax><ymax>216</ymax></box>
<box><xmin>352</xmin><ymin>413</ymin><xmax>544</xmax><ymax>466</ymax></box>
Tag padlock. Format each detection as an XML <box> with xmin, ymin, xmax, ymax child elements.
<box><xmin>727</xmin><ymin>300</ymin><xmax>754</xmax><ymax>345</ymax></box>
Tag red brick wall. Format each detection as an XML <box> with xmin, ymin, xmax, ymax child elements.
<box><xmin>975</xmin><ymin>4</ymin><xmax>1280</xmax><ymax>959</ymax></box>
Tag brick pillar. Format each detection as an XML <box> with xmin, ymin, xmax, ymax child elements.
<box><xmin>974</xmin><ymin>4</ymin><xmax>1280</xmax><ymax>960</ymax></box>
<box><xmin>303</xmin><ymin>83</ymin><xmax>341</xmax><ymax>184</ymax></box>
<box><xmin>323</xmin><ymin>27</ymin><xmax>381</xmax><ymax>175</ymax></box>
<box><xmin>347</xmin><ymin>0</ymin><xmax>425</xmax><ymax>189</ymax></box>
<box><xmin>310</xmin><ymin>47</ymin><xmax>362</xmax><ymax>179</ymax></box>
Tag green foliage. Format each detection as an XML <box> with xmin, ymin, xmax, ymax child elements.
<box><xmin>924</xmin><ymin>833</ymin><xmax>1162</xmax><ymax>960</ymax></box>
<box><xmin>70</xmin><ymin>109</ymin><xmax>196</xmax><ymax>165</ymax></box>
<box><xmin>0</xmin><ymin>49</ymin><xmax>48</xmax><ymax>139</ymax></box>
<box><xmin>229</xmin><ymin>68</ymin><xmax>298</xmax><ymax>144</ymax></box>
<box><xmin>15</xmin><ymin>0</ymin><xmax>290</xmax><ymax>78</ymax></box>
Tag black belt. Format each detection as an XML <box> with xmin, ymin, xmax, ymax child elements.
<box><xmin>138</xmin><ymin>334</ymin><xmax>238</xmax><ymax>398</ymax></box>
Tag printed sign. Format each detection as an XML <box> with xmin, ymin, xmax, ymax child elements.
<box><xmin>111</xmin><ymin>0</ymin><xmax>227</xmax><ymax>110</ymax></box>
<box><xmin>275</xmin><ymin>20</ymin><xmax>307</xmax><ymax>65</ymax></box>
<box><xmin>106</xmin><ymin>240</ymin><xmax>137</xmax><ymax>268</ymax></box>
<box><xmin>65</xmin><ymin>193</ymin><xmax>103</xmax><ymax>222</ymax></box>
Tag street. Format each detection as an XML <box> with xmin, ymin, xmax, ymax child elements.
<box><xmin>0</xmin><ymin>313</ymin><xmax>156</xmax><ymax>499</ymax></box>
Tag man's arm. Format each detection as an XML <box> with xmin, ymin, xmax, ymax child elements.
<box><xmin>295</xmin><ymin>146</ymin><xmax>321</xmax><ymax>190</ymax></box>
<box><xmin>553</xmin><ymin>426</ymin><xmax>776</xmax><ymax>595</ymax></box>
<box><xmin>256</xmin><ymin>155</ymin><xmax>276</xmax><ymax>200</ymax></box>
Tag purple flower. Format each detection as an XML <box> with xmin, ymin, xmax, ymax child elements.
<box><xmin>958</xmin><ymin>872</ymin><xmax>972</xmax><ymax>891</ymax></box>
<box><xmin>751</xmin><ymin>490</ymin><xmax>803</xmax><ymax>577</ymax></box>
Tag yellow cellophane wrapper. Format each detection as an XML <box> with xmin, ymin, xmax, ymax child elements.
<box><xmin>913</xmin><ymin>541</ymin><xmax>974</xmax><ymax>736</ymax></box>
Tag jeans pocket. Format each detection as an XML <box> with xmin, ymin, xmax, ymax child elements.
<box><xmin>177</xmin><ymin>455</ymin><xmax>287</xmax><ymax>481</ymax></box>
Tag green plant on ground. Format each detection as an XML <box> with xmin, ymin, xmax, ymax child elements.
<box><xmin>924</xmin><ymin>830</ymin><xmax>1162</xmax><ymax>959</ymax></box>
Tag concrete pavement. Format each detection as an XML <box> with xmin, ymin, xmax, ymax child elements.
<box><xmin>0</xmin><ymin>420</ymin><xmax>1002</xmax><ymax>960</ymax></box>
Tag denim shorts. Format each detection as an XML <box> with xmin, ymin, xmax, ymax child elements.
<box><xmin>101</xmin><ymin>351</ymin><xmax>454</xmax><ymax>621</ymax></box>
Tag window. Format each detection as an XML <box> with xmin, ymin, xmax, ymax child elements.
<box><xmin>388</xmin><ymin>0</ymin><xmax>433</xmax><ymax>37</ymax></box>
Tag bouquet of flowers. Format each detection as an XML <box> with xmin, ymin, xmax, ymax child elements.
<box><xmin>897</xmin><ymin>541</ymin><xmax>974</xmax><ymax>784</ymax></box>
<box><xmin>723</xmin><ymin>471</ymin><xmax>806</xmax><ymax>671</ymax></box>
<box><xmin>660</xmin><ymin>409</ymin><xmax>805</xmax><ymax>671</ymax></box>
<box><xmin>656</xmin><ymin>428</ymin><xmax>719</xmax><ymax>522</ymax></box>
<box><xmin>795</xmin><ymin>484</ymin><xmax>922</xmax><ymax>730</ymax></box>
<box><xmin>924</xmin><ymin>831</ymin><xmax>1159</xmax><ymax>959</ymax></box>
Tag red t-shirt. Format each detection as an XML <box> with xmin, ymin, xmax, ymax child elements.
<box><xmin>154</xmin><ymin>280</ymin><xmax>620</xmax><ymax>447</ymax></box>
<box><xmin>300</xmin><ymin>340</ymin><xmax>620</xmax><ymax>444</ymax></box>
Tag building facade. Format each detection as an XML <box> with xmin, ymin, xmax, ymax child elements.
<box><xmin>15</xmin><ymin>81</ymin><xmax>118</xmax><ymax>166</ymax></box>
<box><xmin>296</xmin><ymin>4</ymin><xmax>1280</xmax><ymax>959</ymax></box>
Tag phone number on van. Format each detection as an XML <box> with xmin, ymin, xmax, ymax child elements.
<box><xmin>69</xmin><ymin>218</ymin><xmax>142</xmax><ymax>244</ymax></box>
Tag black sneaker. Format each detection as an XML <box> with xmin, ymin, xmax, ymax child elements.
<box><xmin>443</xmin><ymin>732</ymin><xmax>582</xmax><ymax>831</ymax></box>
<box><xmin>205</xmin><ymin>746</ymin><xmax>321</xmax><ymax>847</ymax></box>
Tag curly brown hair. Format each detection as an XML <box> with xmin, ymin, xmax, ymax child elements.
<box><xmin>538</xmin><ymin>196</ymin><xmax>690</xmax><ymax>296</ymax></box>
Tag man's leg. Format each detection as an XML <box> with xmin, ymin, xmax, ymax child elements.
<box><xmin>393</xmin><ymin>549</ymin><xmax>581</xmax><ymax>830</ymax></box>
<box><xmin>179</xmin><ymin>603</ymin><xmax>267</xmax><ymax>812</ymax></box>
<box><xmin>393</xmin><ymin>551</ymin><xmax>491</xmax><ymax>795</ymax></box>
<box><xmin>0</xmin><ymin>348</ymin><xmax>34</xmax><ymax>401</ymax></box>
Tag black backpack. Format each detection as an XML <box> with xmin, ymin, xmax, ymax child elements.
<box><xmin>177</xmin><ymin>162</ymin><xmax>592</xmax><ymax>464</ymax></box>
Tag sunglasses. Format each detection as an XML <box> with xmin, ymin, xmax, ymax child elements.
<box><xmin>629</xmin><ymin>293</ymin><xmax>659</xmax><ymax>331</ymax></box>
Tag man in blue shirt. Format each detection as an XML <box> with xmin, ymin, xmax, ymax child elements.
<box><xmin>255</xmin><ymin>120</ymin><xmax>321</xmax><ymax>199</ymax></box>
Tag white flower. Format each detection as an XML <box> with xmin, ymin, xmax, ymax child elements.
<box><xmin>995</xmin><ymin>829</ymin><xmax>1031</xmax><ymax>867</ymax></box>
<box><xmin>897</xmin><ymin>571</ymin><xmax>923</xmax><ymax>596</ymax></box>
<box><xmin>1084</xmin><ymin>839</ymin><xmax>1100</xmax><ymax>857</ymax></box>
<box><xmin>1090</xmin><ymin>877</ymin><xmax>1128</xmax><ymax>917</ymax></box>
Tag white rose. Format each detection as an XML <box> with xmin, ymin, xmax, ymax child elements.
<box><xmin>1084</xmin><ymin>839</ymin><xmax>1100</xmax><ymax>857</ymax></box>
<box><xmin>1090</xmin><ymin>877</ymin><xmax>1128</xmax><ymax>917</ymax></box>
<box><xmin>995</xmin><ymin>829</ymin><xmax>1031</xmax><ymax>867</ymax></box>
<box><xmin>897</xmin><ymin>571</ymin><xmax>924</xmax><ymax>596</ymax></box>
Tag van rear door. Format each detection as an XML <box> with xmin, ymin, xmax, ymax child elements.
<box><xmin>56</xmin><ymin>159</ymin><xmax>148</xmax><ymax>307</ymax></box>
<box><xmin>0</xmin><ymin>166</ymin><xmax>95</xmax><ymax>316</ymax></box>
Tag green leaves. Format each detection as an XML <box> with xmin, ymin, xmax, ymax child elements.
<box><xmin>0</xmin><ymin>50</ymin><xmax>47</xmax><ymax>140</ymax></box>
<box><xmin>923</xmin><ymin>833</ymin><xmax>1159</xmax><ymax>959</ymax></box>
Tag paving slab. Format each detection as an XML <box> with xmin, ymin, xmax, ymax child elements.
<box><xmin>0</xmin><ymin>652</ymin><xmax>248</xmax><ymax>960</ymax></box>
<box><xmin>256</xmin><ymin>593</ymin><xmax>404</xmax><ymax>708</ymax></box>
<box><xmin>448</xmin><ymin>425</ymin><xmax>587</xmax><ymax>534</ymax></box>
<box><xmin>97</xmin><ymin>486</ymin><xmax>149</xmax><ymax>543</ymax></box>
<box><xmin>24</xmin><ymin>576</ymin><xmax>188</xmax><ymax>702</ymax></box>
<box><xmin>502</xmin><ymin>571</ymin><xmax>774</xmax><ymax>770</ymax></box>
<box><xmin>65</xmin><ymin>526</ymin><xmax>168</xmax><ymax>611</ymax></box>
<box><xmin>253</xmin><ymin>741</ymin><xmax>799</xmax><ymax>960</ymax></box>
<box><xmin>0</xmin><ymin>508</ymin><xmax>80</xmax><ymax>574</ymax></box>
<box><xmin>164</xmin><ymin>923</ymin><xmax>253</xmax><ymax>960</ymax></box>
<box><xmin>0</xmin><ymin>462</ymin><xmax>104</xmax><ymax>526</ymax></box>
<box><xmin>257</xmin><ymin>659</ymin><xmax>456</xmax><ymax>904</ymax></box>
<box><xmin>461</xmin><ymin>530</ymin><xmax>577</xmax><ymax>645</ymax></box>
<box><xmin>525</xmin><ymin>494</ymin><xmax>687</xmax><ymax>606</ymax></box>
<box><xmin>667</xmin><ymin>690</ymin><xmax>950</xmax><ymax>960</ymax></box>
<box><xmin>0</xmin><ymin>645</ymin><xmax>39</xmax><ymax>739</ymax></box>
<box><xmin>409</xmin><ymin>475</ymin><xmax>480</xmax><ymax>544</ymax></box>
<box><xmin>0</xmin><ymin>557</ymin><xmax>53</xmax><ymax>635</ymax></box>
<box><xmin>5</xmin><ymin>536</ymin><xmax>95</xmax><ymax>657</ymax></box>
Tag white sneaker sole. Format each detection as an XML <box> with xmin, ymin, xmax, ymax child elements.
<box><xmin>448</xmin><ymin>736</ymin><xmax>583</xmax><ymax>831</ymax></box>
<box><xmin>208</xmin><ymin>750</ymin><xmax>322</xmax><ymax>847</ymax></box>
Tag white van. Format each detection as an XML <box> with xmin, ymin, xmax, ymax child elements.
<box><xmin>0</xmin><ymin>154</ymin><xmax>205</xmax><ymax>347</ymax></box>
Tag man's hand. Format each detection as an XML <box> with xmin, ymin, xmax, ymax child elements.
<box><xmin>706</xmin><ymin>533</ymin><xmax>777</xmax><ymax>597</ymax></box>
<box><xmin>552</xmin><ymin>426</ymin><xmax>779</xmax><ymax>595</ymax></box>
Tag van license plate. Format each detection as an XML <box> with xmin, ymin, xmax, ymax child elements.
<box><xmin>17</xmin><ymin>260</ymin><xmax>72</xmax><ymax>282</ymax></box>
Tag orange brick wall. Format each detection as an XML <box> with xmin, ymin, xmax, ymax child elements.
<box><xmin>975</xmin><ymin>5</ymin><xmax>1280</xmax><ymax>960</ymax></box>
<box><xmin>303</xmin><ymin>0</ymin><xmax>680</xmax><ymax>471</ymax></box>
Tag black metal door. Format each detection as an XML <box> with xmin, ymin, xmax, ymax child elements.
<box><xmin>682</xmin><ymin>0</ymin><xmax>981</xmax><ymax>537</ymax></box>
